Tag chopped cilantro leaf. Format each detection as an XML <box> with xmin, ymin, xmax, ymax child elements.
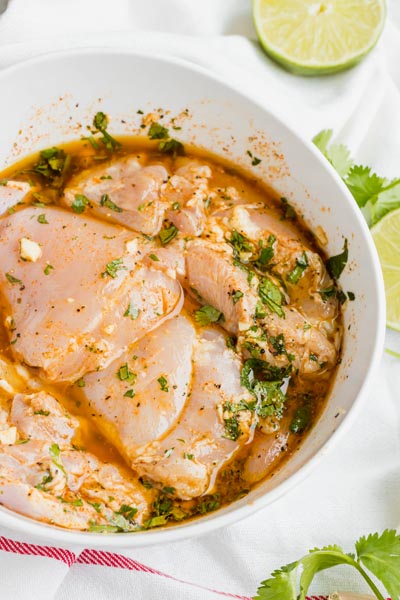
<box><xmin>37</xmin><ymin>214</ymin><xmax>49</xmax><ymax>224</ymax></box>
<box><xmin>33</xmin><ymin>147</ymin><xmax>68</xmax><ymax>186</ymax></box>
<box><xmin>255</xmin><ymin>301</ymin><xmax>267</xmax><ymax>319</ymax></box>
<box><xmin>5</xmin><ymin>273</ymin><xmax>23</xmax><ymax>286</ymax></box>
<box><xmin>100</xmin><ymin>194</ymin><xmax>123</xmax><ymax>212</ymax></box>
<box><xmin>148</xmin><ymin>122</ymin><xmax>169</xmax><ymax>140</ymax></box>
<box><xmin>123</xmin><ymin>389</ymin><xmax>135</xmax><ymax>398</ymax></box>
<box><xmin>158</xmin><ymin>138</ymin><xmax>184</xmax><ymax>156</ymax></box>
<box><xmin>254</xmin><ymin>235</ymin><xmax>276</xmax><ymax>270</ymax></box>
<box><xmin>240</xmin><ymin>359</ymin><xmax>289</xmax><ymax>421</ymax></box>
<box><xmin>149</xmin><ymin>253</ymin><xmax>159</xmax><ymax>261</ymax></box>
<box><xmin>72</xmin><ymin>194</ymin><xmax>91</xmax><ymax>214</ymax></box>
<box><xmin>280</xmin><ymin>197</ymin><xmax>297</xmax><ymax>220</ymax></box>
<box><xmin>88</xmin><ymin>523</ymin><xmax>120</xmax><ymax>533</ymax></box>
<box><xmin>157</xmin><ymin>375</ymin><xmax>169</xmax><ymax>392</ymax></box>
<box><xmin>143</xmin><ymin>515</ymin><xmax>169</xmax><ymax>529</ymax></box>
<box><xmin>93</xmin><ymin>112</ymin><xmax>108</xmax><ymax>130</ymax></box>
<box><xmin>227</xmin><ymin>230</ymin><xmax>254</xmax><ymax>262</ymax></box>
<box><xmin>198</xmin><ymin>494</ymin><xmax>220</xmax><ymax>514</ymax></box>
<box><xmin>247</xmin><ymin>150</ymin><xmax>262</xmax><ymax>166</ymax></box>
<box><xmin>35</xmin><ymin>472</ymin><xmax>53</xmax><ymax>491</ymax></box>
<box><xmin>44</xmin><ymin>264</ymin><xmax>54</xmax><ymax>276</ymax></box>
<box><xmin>290</xmin><ymin>405</ymin><xmax>311</xmax><ymax>434</ymax></box>
<box><xmin>116</xmin><ymin>504</ymin><xmax>138</xmax><ymax>521</ymax></box>
<box><xmin>194</xmin><ymin>305</ymin><xmax>223</xmax><ymax>326</ymax></box>
<box><xmin>232</xmin><ymin>290</ymin><xmax>244</xmax><ymax>304</ymax></box>
<box><xmin>269</xmin><ymin>333</ymin><xmax>286</xmax><ymax>355</ymax></box>
<box><xmin>159</xmin><ymin>224</ymin><xmax>178</xmax><ymax>245</ymax></box>
<box><xmin>49</xmin><ymin>443</ymin><xmax>66</xmax><ymax>475</ymax></box>
<box><xmin>286</xmin><ymin>252</ymin><xmax>309</xmax><ymax>284</ymax></box>
<box><xmin>222</xmin><ymin>416</ymin><xmax>241</xmax><ymax>441</ymax></box>
<box><xmin>139</xmin><ymin>478</ymin><xmax>153</xmax><ymax>489</ymax></box>
<box><xmin>101</xmin><ymin>258</ymin><xmax>126</xmax><ymax>278</ymax></box>
<box><xmin>326</xmin><ymin>239</ymin><xmax>348</xmax><ymax>280</ymax></box>
<box><xmin>116</xmin><ymin>363</ymin><xmax>136</xmax><ymax>384</ymax></box>
<box><xmin>318</xmin><ymin>286</ymin><xmax>336</xmax><ymax>301</ymax></box>
<box><xmin>72</xmin><ymin>498</ymin><xmax>83</xmax><ymax>506</ymax></box>
<box><xmin>258</xmin><ymin>277</ymin><xmax>285</xmax><ymax>318</ymax></box>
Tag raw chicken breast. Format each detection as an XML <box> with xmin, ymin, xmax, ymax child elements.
<box><xmin>242</xmin><ymin>429</ymin><xmax>289</xmax><ymax>484</ymax></box>
<box><xmin>186</xmin><ymin>240</ymin><xmax>257</xmax><ymax>335</ymax></box>
<box><xmin>77</xmin><ymin>315</ymin><xmax>196</xmax><ymax>460</ymax></box>
<box><xmin>134</xmin><ymin>327</ymin><xmax>255</xmax><ymax>500</ymax></box>
<box><xmin>185</xmin><ymin>239</ymin><xmax>337</xmax><ymax>374</ymax></box>
<box><xmin>0</xmin><ymin>181</ymin><xmax>31</xmax><ymax>216</ymax></box>
<box><xmin>228</xmin><ymin>205</ymin><xmax>339</xmax><ymax>324</ymax></box>
<box><xmin>0</xmin><ymin>207</ymin><xmax>182</xmax><ymax>381</ymax></box>
<box><xmin>11</xmin><ymin>392</ymin><xmax>79</xmax><ymax>446</ymax></box>
<box><xmin>141</xmin><ymin>238</ymin><xmax>186</xmax><ymax>281</ymax></box>
<box><xmin>0</xmin><ymin>392</ymin><xmax>152</xmax><ymax>530</ymax></box>
<box><xmin>164</xmin><ymin>160</ymin><xmax>212</xmax><ymax>236</ymax></box>
<box><xmin>63</xmin><ymin>157</ymin><xmax>169</xmax><ymax>235</ymax></box>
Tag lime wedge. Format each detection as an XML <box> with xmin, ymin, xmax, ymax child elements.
<box><xmin>252</xmin><ymin>0</ymin><xmax>386</xmax><ymax>75</ymax></box>
<box><xmin>371</xmin><ymin>208</ymin><xmax>400</xmax><ymax>331</ymax></box>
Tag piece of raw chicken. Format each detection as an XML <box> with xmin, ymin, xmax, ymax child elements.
<box><xmin>164</xmin><ymin>160</ymin><xmax>212</xmax><ymax>236</ymax></box>
<box><xmin>0</xmin><ymin>207</ymin><xmax>182</xmax><ymax>382</ymax></box>
<box><xmin>77</xmin><ymin>317</ymin><xmax>255</xmax><ymax>500</ymax></box>
<box><xmin>185</xmin><ymin>237</ymin><xmax>338</xmax><ymax>374</ymax></box>
<box><xmin>63</xmin><ymin>156</ymin><xmax>169</xmax><ymax>236</ymax></box>
<box><xmin>134</xmin><ymin>327</ymin><xmax>255</xmax><ymax>499</ymax></box>
<box><xmin>0</xmin><ymin>181</ymin><xmax>31</xmax><ymax>216</ymax></box>
<box><xmin>0</xmin><ymin>392</ymin><xmax>152</xmax><ymax>530</ymax></box>
<box><xmin>77</xmin><ymin>316</ymin><xmax>196</xmax><ymax>460</ymax></box>
<box><xmin>228</xmin><ymin>205</ymin><xmax>339</xmax><ymax>323</ymax></box>
<box><xmin>242</xmin><ymin>415</ymin><xmax>291</xmax><ymax>484</ymax></box>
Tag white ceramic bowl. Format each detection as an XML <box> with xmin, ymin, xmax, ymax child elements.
<box><xmin>0</xmin><ymin>48</ymin><xmax>385</xmax><ymax>548</ymax></box>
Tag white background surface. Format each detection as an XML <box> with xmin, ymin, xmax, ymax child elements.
<box><xmin>0</xmin><ymin>1</ymin><xmax>399</xmax><ymax>599</ymax></box>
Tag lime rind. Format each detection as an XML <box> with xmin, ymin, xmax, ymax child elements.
<box><xmin>371</xmin><ymin>207</ymin><xmax>400</xmax><ymax>331</ymax></box>
<box><xmin>252</xmin><ymin>0</ymin><xmax>386</xmax><ymax>76</ymax></box>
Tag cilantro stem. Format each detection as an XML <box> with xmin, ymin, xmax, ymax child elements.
<box><xmin>352</xmin><ymin>561</ymin><xmax>386</xmax><ymax>600</ymax></box>
<box><xmin>379</xmin><ymin>178</ymin><xmax>400</xmax><ymax>194</ymax></box>
<box><xmin>385</xmin><ymin>347</ymin><xmax>400</xmax><ymax>359</ymax></box>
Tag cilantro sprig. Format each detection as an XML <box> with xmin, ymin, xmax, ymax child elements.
<box><xmin>33</xmin><ymin>147</ymin><xmax>70</xmax><ymax>188</ymax></box>
<box><xmin>313</xmin><ymin>129</ymin><xmax>400</xmax><ymax>226</ymax></box>
<box><xmin>194</xmin><ymin>305</ymin><xmax>223</xmax><ymax>326</ymax></box>
<box><xmin>254</xmin><ymin>529</ymin><xmax>400</xmax><ymax>600</ymax></box>
<box><xmin>147</xmin><ymin>121</ymin><xmax>184</xmax><ymax>156</ymax></box>
<box><xmin>92</xmin><ymin>112</ymin><xmax>121</xmax><ymax>153</ymax></box>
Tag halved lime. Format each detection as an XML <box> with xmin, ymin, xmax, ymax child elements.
<box><xmin>371</xmin><ymin>208</ymin><xmax>400</xmax><ymax>331</ymax></box>
<box><xmin>252</xmin><ymin>0</ymin><xmax>386</xmax><ymax>75</ymax></box>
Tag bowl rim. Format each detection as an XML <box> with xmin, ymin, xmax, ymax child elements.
<box><xmin>0</xmin><ymin>46</ymin><xmax>386</xmax><ymax>549</ymax></box>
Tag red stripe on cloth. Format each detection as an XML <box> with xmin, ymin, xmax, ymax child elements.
<box><xmin>0</xmin><ymin>535</ymin><xmax>76</xmax><ymax>566</ymax></box>
<box><xmin>0</xmin><ymin>535</ymin><xmax>335</xmax><ymax>600</ymax></box>
<box><xmin>78</xmin><ymin>549</ymin><xmax>253</xmax><ymax>600</ymax></box>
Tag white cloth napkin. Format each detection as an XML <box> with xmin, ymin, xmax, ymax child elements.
<box><xmin>0</xmin><ymin>2</ymin><xmax>399</xmax><ymax>599</ymax></box>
